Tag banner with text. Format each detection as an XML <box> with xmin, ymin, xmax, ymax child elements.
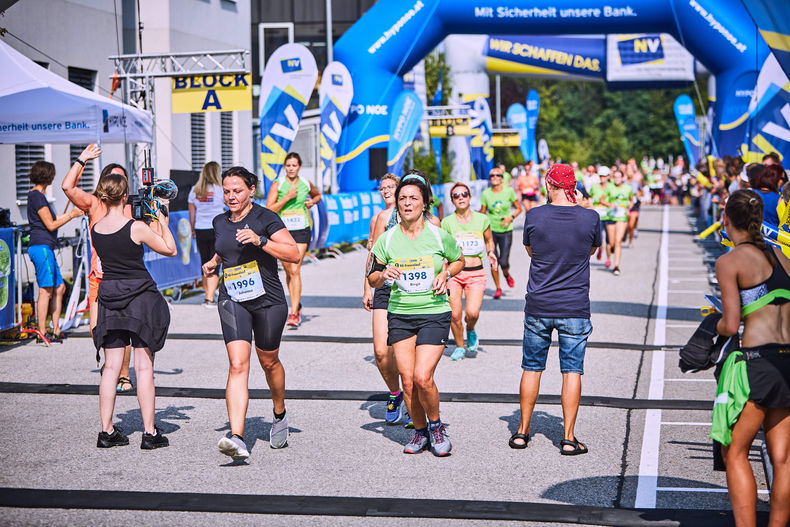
<box><xmin>673</xmin><ymin>94</ymin><xmax>701</xmax><ymax>168</ymax></box>
<box><xmin>606</xmin><ymin>34</ymin><xmax>695</xmax><ymax>83</ymax></box>
<box><xmin>526</xmin><ymin>90</ymin><xmax>540</xmax><ymax>163</ymax></box>
<box><xmin>387</xmin><ymin>90</ymin><xmax>424</xmax><ymax>176</ymax></box>
<box><xmin>740</xmin><ymin>53</ymin><xmax>790</xmax><ymax>168</ymax></box>
<box><xmin>0</xmin><ymin>228</ymin><xmax>15</xmax><ymax>332</ymax></box>
<box><xmin>259</xmin><ymin>43</ymin><xmax>318</xmax><ymax>193</ymax></box>
<box><xmin>171</xmin><ymin>74</ymin><xmax>252</xmax><ymax>113</ymax></box>
<box><xmin>486</xmin><ymin>35</ymin><xmax>605</xmax><ymax>79</ymax></box>
<box><xmin>506</xmin><ymin>103</ymin><xmax>528</xmax><ymax>161</ymax></box>
<box><xmin>319</xmin><ymin>61</ymin><xmax>354</xmax><ymax>191</ymax></box>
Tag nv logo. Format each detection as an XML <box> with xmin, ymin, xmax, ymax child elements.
<box><xmin>281</xmin><ymin>58</ymin><xmax>302</xmax><ymax>73</ymax></box>
<box><xmin>634</xmin><ymin>38</ymin><xmax>661</xmax><ymax>54</ymax></box>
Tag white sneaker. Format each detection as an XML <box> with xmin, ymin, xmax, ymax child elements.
<box><xmin>270</xmin><ymin>414</ymin><xmax>289</xmax><ymax>449</ymax></box>
<box><xmin>218</xmin><ymin>435</ymin><xmax>249</xmax><ymax>460</ymax></box>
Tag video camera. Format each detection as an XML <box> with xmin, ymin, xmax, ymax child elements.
<box><xmin>130</xmin><ymin>155</ymin><xmax>178</xmax><ymax>222</ymax></box>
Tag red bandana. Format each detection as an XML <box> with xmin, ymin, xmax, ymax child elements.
<box><xmin>545</xmin><ymin>164</ymin><xmax>577</xmax><ymax>203</ymax></box>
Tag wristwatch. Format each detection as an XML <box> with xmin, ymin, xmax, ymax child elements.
<box><xmin>445</xmin><ymin>270</ymin><xmax>451</xmax><ymax>281</ymax></box>
<box><xmin>259</xmin><ymin>235</ymin><xmax>268</xmax><ymax>247</ymax></box>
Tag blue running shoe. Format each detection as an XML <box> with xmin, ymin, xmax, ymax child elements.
<box><xmin>467</xmin><ymin>329</ymin><xmax>478</xmax><ymax>353</ymax></box>
<box><xmin>450</xmin><ymin>346</ymin><xmax>465</xmax><ymax>361</ymax></box>
<box><xmin>385</xmin><ymin>392</ymin><xmax>404</xmax><ymax>424</ymax></box>
<box><xmin>403</xmin><ymin>408</ymin><xmax>414</xmax><ymax>429</ymax></box>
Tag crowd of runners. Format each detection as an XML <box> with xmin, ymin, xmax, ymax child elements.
<box><xmin>21</xmin><ymin>142</ymin><xmax>789</xmax><ymax>525</ymax></box>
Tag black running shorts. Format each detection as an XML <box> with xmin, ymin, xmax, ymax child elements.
<box><xmin>387</xmin><ymin>312</ymin><xmax>451</xmax><ymax>346</ymax></box>
<box><xmin>103</xmin><ymin>329</ymin><xmax>148</xmax><ymax>349</ymax></box>
<box><xmin>492</xmin><ymin>231</ymin><xmax>513</xmax><ymax>269</ymax></box>
<box><xmin>372</xmin><ymin>286</ymin><xmax>391</xmax><ymax>310</ymax></box>
<box><xmin>218</xmin><ymin>299</ymin><xmax>288</xmax><ymax>351</ymax></box>
<box><xmin>289</xmin><ymin>227</ymin><xmax>311</xmax><ymax>245</ymax></box>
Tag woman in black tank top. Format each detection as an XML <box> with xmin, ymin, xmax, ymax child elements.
<box><xmin>91</xmin><ymin>172</ymin><xmax>177</xmax><ymax>450</ymax></box>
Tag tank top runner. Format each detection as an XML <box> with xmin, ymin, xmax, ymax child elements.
<box><xmin>738</xmin><ymin>243</ymin><xmax>790</xmax><ymax>316</ymax></box>
<box><xmin>90</xmin><ymin>220</ymin><xmax>150</xmax><ymax>281</ymax></box>
<box><xmin>276</xmin><ymin>175</ymin><xmax>311</xmax><ymax>231</ymax></box>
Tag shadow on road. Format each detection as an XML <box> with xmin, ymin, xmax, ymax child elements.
<box><xmin>499</xmin><ymin>409</ymin><xmax>564</xmax><ymax>446</ymax></box>
<box><xmin>115</xmin><ymin>404</ymin><xmax>194</xmax><ymax>435</ymax></box>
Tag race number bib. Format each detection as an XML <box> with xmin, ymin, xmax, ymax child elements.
<box><xmin>223</xmin><ymin>260</ymin><xmax>265</xmax><ymax>302</ymax></box>
<box><xmin>594</xmin><ymin>206</ymin><xmax>608</xmax><ymax>218</ymax></box>
<box><xmin>455</xmin><ymin>231</ymin><xmax>485</xmax><ymax>256</ymax></box>
<box><xmin>282</xmin><ymin>209</ymin><xmax>307</xmax><ymax>231</ymax></box>
<box><xmin>612</xmin><ymin>205</ymin><xmax>626</xmax><ymax>218</ymax></box>
<box><xmin>393</xmin><ymin>256</ymin><xmax>435</xmax><ymax>293</ymax></box>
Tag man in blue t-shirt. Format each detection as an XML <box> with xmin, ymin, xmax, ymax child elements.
<box><xmin>508</xmin><ymin>164</ymin><xmax>601</xmax><ymax>455</ymax></box>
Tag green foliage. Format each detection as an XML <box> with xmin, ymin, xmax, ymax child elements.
<box><xmin>424</xmin><ymin>52</ymin><xmax>451</xmax><ymax>105</ymax></box>
<box><xmin>495</xmin><ymin>76</ymin><xmax>699</xmax><ymax>166</ymax></box>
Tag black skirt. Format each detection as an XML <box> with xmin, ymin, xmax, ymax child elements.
<box><xmin>93</xmin><ymin>278</ymin><xmax>170</xmax><ymax>355</ymax></box>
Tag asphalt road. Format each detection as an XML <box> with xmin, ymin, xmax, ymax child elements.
<box><xmin>0</xmin><ymin>205</ymin><xmax>769</xmax><ymax>526</ymax></box>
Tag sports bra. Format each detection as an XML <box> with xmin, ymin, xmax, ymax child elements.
<box><xmin>738</xmin><ymin>242</ymin><xmax>790</xmax><ymax>316</ymax></box>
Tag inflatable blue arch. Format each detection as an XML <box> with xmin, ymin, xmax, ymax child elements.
<box><xmin>334</xmin><ymin>0</ymin><xmax>769</xmax><ymax>192</ymax></box>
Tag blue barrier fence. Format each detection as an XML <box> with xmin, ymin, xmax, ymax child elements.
<box><xmin>0</xmin><ymin>227</ymin><xmax>15</xmax><ymax>331</ymax></box>
<box><xmin>143</xmin><ymin>210</ymin><xmax>203</xmax><ymax>289</ymax></box>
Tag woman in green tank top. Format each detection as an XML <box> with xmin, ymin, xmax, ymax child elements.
<box><xmin>266</xmin><ymin>152</ymin><xmax>321</xmax><ymax>328</ymax></box>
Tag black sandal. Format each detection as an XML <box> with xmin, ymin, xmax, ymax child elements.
<box><xmin>508</xmin><ymin>433</ymin><xmax>529</xmax><ymax>449</ymax></box>
<box><xmin>116</xmin><ymin>377</ymin><xmax>135</xmax><ymax>392</ymax></box>
<box><xmin>560</xmin><ymin>438</ymin><xmax>588</xmax><ymax>456</ymax></box>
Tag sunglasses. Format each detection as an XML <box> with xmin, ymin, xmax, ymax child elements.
<box><xmin>452</xmin><ymin>191</ymin><xmax>470</xmax><ymax>199</ymax></box>
<box><xmin>379</xmin><ymin>185</ymin><xmax>396</xmax><ymax>192</ymax></box>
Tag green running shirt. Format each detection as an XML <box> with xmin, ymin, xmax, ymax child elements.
<box><xmin>710</xmin><ymin>351</ymin><xmax>750</xmax><ymax>447</ymax></box>
<box><xmin>441</xmin><ymin>212</ymin><xmax>490</xmax><ymax>259</ymax></box>
<box><xmin>604</xmin><ymin>182</ymin><xmax>634</xmax><ymax>222</ymax></box>
<box><xmin>481</xmin><ymin>186</ymin><xmax>518</xmax><ymax>233</ymax></box>
<box><xmin>372</xmin><ymin>222</ymin><xmax>462</xmax><ymax>315</ymax></box>
<box><xmin>276</xmin><ymin>175</ymin><xmax>311</xmax><ymax>231</ymax></box>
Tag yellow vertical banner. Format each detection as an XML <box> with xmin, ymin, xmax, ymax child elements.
<box><xmin>171</xmin><ymin>74</ymin><xmax>252</xmax><ymax>113</ymax></box>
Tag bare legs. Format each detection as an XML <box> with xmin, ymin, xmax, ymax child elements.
<box><xmin>225</xmin><ymin>340</ymin><xmax>285</xmax><ymax>437</ymax></box>
<box><xmin>99</xmin><ymin>346</ymin><xmax>156</xmax><ymax>434</ymax></box>
<box><xmin>515</xmin><ymin>370</ymin><xmax>582</xmax><ymax>449</ymax></box>
<box><xmin>449</xmin><ymin>288</ymin><xmax>483</xmax><ymax>347</ymax></box>
<box><xmin>392</xmin><ymin>336</ymin><xmax>444</xmax><ymax>429</ymax></box>
<box><xmin>35</xmin><ymin>283</ymin><xmax>65</xmax><ymax>335</ymax></box>
<box><xmin>372</xmin><ymin>309</ymin><xmax>400</xmax><ymax>392</ymax></box>
<box><xmin>725</xmin><ymin>402</ymin><xmax>790</xmax><ymax>527</ymax></box>
<box><xmin>606</xmin><ymin>222</ymin><xmax>628</xmax><ymax>270</ymax></box>
<box><xmin>283</xmin><ymin>243</ymin><xmax>309</xmax><ymax>316</ymax></box>
<box><xmin>91</xmin><ymin>299</ymin><xmax>132</xmax><ymax>389</ymax></box>
<box><xmin>203</xmin><ymin>273</ymin><xmax>219</xmax><ymax>302</ymax></box>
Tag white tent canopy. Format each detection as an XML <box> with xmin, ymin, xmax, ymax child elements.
<box><xmin>0</xmin><ymin>39</ymin><xmax>152</xmax><ymax>144</ymax></box>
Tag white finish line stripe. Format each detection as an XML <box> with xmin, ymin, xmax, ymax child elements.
<box><xmin>665</xmin><ymin>378</ymin><xmax>716</xmax><ymax>382</ymax></box>
<box><xmin>661</xmin><ymin>422</ymin><xmax>710</xmax><ymax>426</ymax></box>
<box><xmin>656</xmin><ymin>487</ymin><xmax>768</xmax><ymax>494</ymax></box>
<box><xmin>635</xmin><ymin>205</ymin><xmax>669</xmax><ymax>509</ymax></box>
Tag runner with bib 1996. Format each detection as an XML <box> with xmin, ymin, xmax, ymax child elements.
<box><xmin>441</xmin><ymin>181</ymin><xmax>497</xmax><ymax>361</ymax></box>
<box><xmin>480</xmin><ymin>168</ymin><xmax>522</xmax><ymax>299</ymax></box>
<box><xmin>368</xmin><ymin>171</ymin><xmax>464</xmax><ymax>457</ymax></box>
<box><xmin>266</xmin><ymin>152</ymin><xmax>321</xmax><ymax>328</ymax></box>
<box><xmin>203</xmin><ymin>166</ymin><xmax>301</xmax><ymax>461</ymax></box>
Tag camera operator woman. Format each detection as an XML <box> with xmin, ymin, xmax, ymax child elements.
<box><xmin>368</xmin><ymin>171</ymin><xmax>464</xmax><ymax>457</ymax></box>
<box><xmin>715</xmin><ymin>189</ymin><xmax>790</xmax><ymax>527</ymax></box>
<box><xmin>188</xmin><ymin>161</ymin><xmax>225</xmax><ymax>307</ymax></box>
<box><xmin>90</xmin><ymin>172</ymin><xmax>177</xmax><ymax>450</ymax></box>
<box><xmin>26</xmin><ymin>161</ymin><xmax>83</xmax><ymax>342</ymax></box>
<box><xmin>203</xmin><ymin>166</ymin><xmax>300</xmax><ymax>461</ymax></box>
<box><xmin>266</xmin><ymin>152</ymin><xmax>321</xmax><ymax>328</ymax></box>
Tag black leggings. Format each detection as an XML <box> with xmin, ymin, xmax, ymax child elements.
<box><xmin>492</xmin><ymin>231</ymin><xmax>513</xmax><ymax>269</ymax></box>
<box><xmin>218</xmin><ymin>299</ymin><xmax>288</xmax><ymax>351</ymax></box>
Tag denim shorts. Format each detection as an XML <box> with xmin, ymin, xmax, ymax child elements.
<box><xmin>522</xmin><ymin>316</ymin><xmax>593</xmax><ymax>374</ymax></box>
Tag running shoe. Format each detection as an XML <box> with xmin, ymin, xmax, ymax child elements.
<box><xmin>493</xmin><ymin>288</ymin><xmax>502</xmax><ymax>299</ymax></box>
<box><xmin>596</xmin><ymin>246</ymin><xmax>602</xmax><ymax>260</ymax></box>
<box><xmin>505</xmin><ymin>274</ymin><xmax>515</xmax><ymax>288</ymax></box>
<box><xmin>467</xmin><ymin>329</ymin><xmax>479</xmax><ymax>354</ymax></box>
<box><xmin>604</xmin><ymin>260</ymin><xmax>611</xmax><ymax>268</ymax></box>
<box><xmin>218</xmin><ymin>434</ymin><xmax>249</xmax><ymax>460</ymax></box>
<box><xmin>97</xmin><ymin>426</ymin><xmax>129</xmax><ymax>448</ymax></box>
<box><xmin>403</xmin><ymin>409</ymin><xmax>414</xmax><ymax>429</ymax></box>
<box><xmin>450</xmin><ymin>346</ymin><xmax>466</xmax><ymax>361</ymax></box>
<box><xmin>403</xmin><ymin>430</ymin><xmax>429</xmax><ymax>454</ymax></box>
<box><xmin>613</xmin><ymin>267</ymin><xmax>621</xmax><ymax>276</ymax></box>
<box><xmin>428</xmin><ymin>423</ymin><xmax>452</xmax><ymax>457</ymax></box>
<box><xmin>295</xmin><ymin>310</ymin><xmax>301</xmax><ymax>326</ymax></box>
<box><xmin>270</xmin><ymin>414</ymin><xmax>289</xmax><ymax>449</ymax></box>
<box><xmin>202</xmin><ymin>299</ymin><xmax>217</xmax><ymax>309</ymax></box>
<box><xmin>140</xmin><ymin>426</ymin><xmax>169</xmax><ymax>450</ymax></box>
<box><xmin>286</xmin><ymin>313</ymin><xmax>299</xmax><ymax>327</ymax></box>
<box><xmin>634</xmin><ymin>229</ymin><xmax>639</xmax><ymax>239</ymax></box>
<box><xmin>385</xmin><ymin>392</ymin><xmax>404</xmax><ymax>424</ymax></box>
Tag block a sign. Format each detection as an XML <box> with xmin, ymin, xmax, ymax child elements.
<box><xmin>171</xmin><ymin>74</ymin><xmax>252</xmax><ymax>113</ymax></box>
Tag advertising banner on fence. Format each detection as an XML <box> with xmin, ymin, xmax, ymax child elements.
<box><xmin>468</xmin><ymin>97</ymin><xmax>494</xmax><ymax>180</ymax></box>
<box><xmin>143</xmin><ymin>211</ymin><xmax>202</xmax><ymax>289</ymax></box>
<box><xmin>171</xmin><ymin>74</ymin><xmax>252</xmax><ymax>113</ymax></box>
<box><xmin>673</xmin><ymin>95</ymin><xmax>701</xmax><ymax>168</ymax></box>
<box><xmin>259</xmin><ymin>43</ymin><xmax>318</xmax><ymax>193</ymax></box>
<box><xmin>0</xmin><ymin>228</ymin><xmax>15</xmax><ymax>332</ymax></box>
<box><xmin>319</xmin><ymin>61</ymin><xmax>354</xmax><ymax>191</ymax></box>
<box><xmin>526</xmin><ymin>90</ymin><xmax>540</xmax><ymax>163</ymax></box>
<box><xmin>387</xmin><ymin>90</ymin><xmax>423</xmax><ymax>176</ymax></box>
<box><xmin>506</xmin><ymin>103</ymin><xmax>528</xmax><ymax>161</ymax></box>
<box><xmin>606</xmin><ymin>34</ymin><xmax>695</xmax><ymax>84</ymax></box>
<box><xmin>486</xmin><ymin>35</ymin><xmax>605</xmax><ymax>79</ymax></box>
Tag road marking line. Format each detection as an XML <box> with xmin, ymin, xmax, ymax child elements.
<box><xmin>635</xmin><ymin>204</ymin><xmax>669</xmax><ymax>510</ymax></box>
<box><xmin>656</xmin><ymin>487</ymin><xmax>768</xmax><ymax>494</ymax></box>
<box><xmin>665</xmin><ymin>378</ymin><xmax>716</xmax><ymax>382</ymax></box>
<box><xmin>665</xmin><ymin>323</ymin><xmax>700</xmax><ymax>327</ymax></box>
<box><xmin>667</xmin><ymin>291</ymin><xmax>707</xmax><ymax>294</ymax></box>
<box><xmin>660</xmin><ymin>422</ymin><xmax>710</xmax><ymax>426</ymax></box>
<box><xmin>670</xmin><ymin>277</ymin><xmax>709</xmax><ymax>282</ymax></box>
<box><xmin>669</xmin><ymin>267</ymin><xmax>708</xmax><ymax>271</ymax></box>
